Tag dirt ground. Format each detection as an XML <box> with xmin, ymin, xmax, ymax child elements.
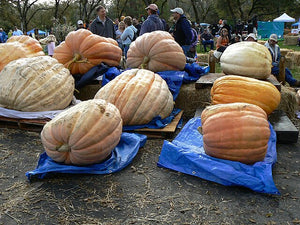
<box><xmin>0</xmin><ymin>116</ymin><xmax>299</xmax><ymax>225</ymax></box>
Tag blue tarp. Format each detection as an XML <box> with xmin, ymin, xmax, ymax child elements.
<box><xmin>292</xmin><ymin>22</ymin><xmax>299</xmax><ymax>27</ymax></box>
<box><xmin>26</xmin><ymin>29</ymin><xmax>46</xmax><ymax>35</ymax></box>
<box><xmin>157</xmin><ymin>117</ymin><xmax>279</xmax><ymax>195</ymax></box>
<box><xmin>26</xmin><ymin>133</ymin><xmax>147</xmax><ymax>181</ymax></box>
<box><xmin>257</xmin><ymin>21</ymin><xmax>284</xmax><ymax>39</ymax></box>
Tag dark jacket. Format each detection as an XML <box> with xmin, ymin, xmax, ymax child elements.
<box><xmin>173</xmin><ymin>15</ymin><xmax>193</xmax><ymax>46</ymax></box>
<box><xmin>139</xmin><ymin>14</ymin><xmax>164</xmax><ymax>36</ymax></box>
<box><xmin>90</xmin><ymin>16</ymin><xmax>116</xmax><ymax>39</ymax></box>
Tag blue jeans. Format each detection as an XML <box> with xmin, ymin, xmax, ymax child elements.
<box><xmin>202</xmin><ymin>40</ymin><xmax>214</xmax><ymax>52</ymax></box>
<box><xmin>123</xmin><ymin>44</ymin><xmax>130</xmax><ymax>59</ymax></box>
<box><xmin>181</xmin><ymin>45</ymin><xmax>191</xmax><ymax>57</ymax></box>
<box><xmin>271</xmin><ymin>66</ymin><xmax>297</xmax><ymax>86</ymax></box>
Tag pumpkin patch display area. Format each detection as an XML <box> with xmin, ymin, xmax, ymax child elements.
<box><xmin>94</xmin><ymin>69</ymin><xmax>174</xmax><ymax>126</ymax></box>
<box><xmin>126</xmin><ymin>30</ymin><xmax>186</xmax><ymax>72</ymax></box>
<box><xmin>0</xmin><ymin>56</ymin><xmax>75</xmax><ymax>112</ymax></box>
<box><xmin>53</xmin><ymin>29</ymin><xmax>122</xmax><ymax>75</ymax></box>
<box><xmin>0</xmin><ymin>35</ymin><xmax>45</xmax><ymax>71</ymax></box>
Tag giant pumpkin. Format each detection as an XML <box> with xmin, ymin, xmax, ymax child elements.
<box><xmin>126</xmin><ymin>31</ymin><xmax>186</xmax><ymax>72</ymax></box>
<box><xmin>53</xmin><ymin>29</ymin><xmax>122</xmax><ymax>75</ymax></box>
<box><xmin>94</xmin><ymin>69</ymin><xmax>174</xmax><ymax>125</ymax></box>
<box><xmin>0</xmin><ymin>35</ymin><xmax>44</xmax><ymax>71</ymax></box>
<box><xmin>41</xmin><ymin>99</ymin><xmax>122</xmax><ymax>165</ymax></box>
<box><xmin>211</xmin><ymin>75</ymin><xmax>281</xmax><ymax>115</ymax></box>
<box><xmin>200</xmin><ymin>103</ymin><xmax>270</xmax><ymax>164</ymax></box>
<box><xmin>0</xmin><ymin>56</ymin><xmax>74</xmax><ymax>111</ymax></box>
<box><xmin>220</xmin><ymin>41</ymin><xmax>272</xmax><ymax>79</ymax></box>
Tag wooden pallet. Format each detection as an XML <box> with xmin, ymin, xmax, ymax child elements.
<box><xmin>133</xmin><ymin>110</ymin><xmax>184</xmax><ymax>138</ymax></box>
<box><xmin>0</xmin><ymin>116</ymin><xmax>49</xmax><ymax>132</ymax></box>
<box><xmin>195</xmin><ymin>73</ymin><xmax>281</xmax><ymax>91</ymax></box>
<box><xmin>194</xmin><ymin>108</ymin><xmax>299</xmax><ymax>144</ymax></box>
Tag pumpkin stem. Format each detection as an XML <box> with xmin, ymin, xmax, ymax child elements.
<box><xmin>140</xmin><ymin>56</ymin><xmax>150</xmax><ymax>69</ymax></box>
<box><xmin>197</xmin><ymin>126</ymin><xmax>203</xmax><ymax>135</ymax></box>
<box><xmin>65</xmin><ymin>53</ymin><xmax>90</xmax><ymax>71</ymax></box>
<box><xmin>57</xmin><ymin>144</ymin><xmax>71</xmax><ymax>152</ymax></box>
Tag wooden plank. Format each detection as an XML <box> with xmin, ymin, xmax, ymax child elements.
<box><xmin>135</xmin><ymin>111</ymin><xmax>183</xmax><ymax>133</ymax></box>
<box><xmin>0</xmin><ymin>116</ymin><xmax>49</xmax><ymax>132</ymax></box>
<box><xmin>269</xmin><ymin>110</ymin><xmax>299</xmax><ymax>144</ymax></box>
<box><xmin>195</xmin><ymin>73</ymin><xmax>225</xmax><ymax>89</ymax></box>
<box><xmin>266</xmin><ymin>76</ymin><xmax>281</xmax><ymax>91</ymax></box>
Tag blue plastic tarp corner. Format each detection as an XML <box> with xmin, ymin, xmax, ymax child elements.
<box><xmin>157</xmin><ymin>117</ymin><xmax>280</xmax><ymax>195</ymax></box>
<box><xmin>26</xmin><ymin>133</ymin><xmax>147</xmax><ymax>181</ymax></box>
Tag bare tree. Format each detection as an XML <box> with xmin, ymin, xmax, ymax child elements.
<box><xmin>78</xmin><ymin>0</ymin><xmax>103</xmax><ymax>23</ymax></box>
<box><xmin>11</xmin><ymin>0</ymin><xmax>48</xmax><ymax>32</ymax></box>
<box><xmin>53</xmin><ymin>0</ymin><xmax>73</xmax><ymax>21</ymax></box>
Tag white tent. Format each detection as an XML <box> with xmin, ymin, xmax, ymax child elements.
<box><xmin>273</xmin><ymin>13</ymin><xmax>295</xmax><ymax>22</ymax></box>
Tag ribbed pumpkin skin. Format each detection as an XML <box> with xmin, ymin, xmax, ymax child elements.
<box><xmin>220</xmin><ymin>42</ymin><xmax>272</xmax><ymax>79</ymax></box>
<box><xmin>201</xmin><ymin>103</ymin><xmax>270</xmax><ymax>164</ymax></box>
<box><xmin>126</xmin><ymin>31</ymin><xmax>186</xmax><ymax>72</ymax></box>
<box><xmin>0</xmin><ymin>56</ymin><xmax>74</xmax><ymax>111</ymax></box>
<box><xmin>0</xmin><ymin>35</ymin><xmax>45</xmax><ymax>71</ymax></box>
<box><xmin>94</xmin><ymin>69</ymin><xmax>174</xmax><ymax>125</ymax></box>
<box><xmin>211</xmin><ymin>75</ymin><xmax>281</xmax><ymax>115</ymax></box>
<box><xmin>41</xmin><ymin>99</ymin><xmax>122</xmax><ymax>165</ymax></box>
<box><xmin>53</xmin><ymin>29</ymin><xmax>122</xmax><ymax>75</ymax></box>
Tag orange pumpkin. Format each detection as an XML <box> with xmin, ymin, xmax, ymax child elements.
<box><xmin>200</xmin><ymin>103</ymin><xmax>270</xmax><ymax>164</ymax></box>
<box><xmin>211</xmin><ymin>75</ymin><xmax>281</xmax><ymax>115</ymax></box>
<box><xmin>0</xmin><ymin>35</ymin><xmax>44</xmax><ymax>71</ymax></box>
<box><xmin>53</xmin><ymin>29</ymin><xmax>122</xmax><ymax>75</ymax></box>
<box><xmin>126</xmin><ymin>31</ymin><xmax>186</xmax><ymax>72</ymax></box>
<box><xmin>94</xmin><ymin>69</ymin><xmax>174</xmax><ymax>125</ymax></box>
<box><xmin>41</xmin><ymin>99</ymin><xmax>122</xmax><ymax>165</ymax></box>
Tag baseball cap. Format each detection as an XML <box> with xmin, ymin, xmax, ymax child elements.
<box><xmin>170</xmin><ymin>8</ymin><xmax>184</xmax><ymax>15</ymax></box>
<box><xmin>269</xmin><ymin>34</ymin><xmax>278</xmax><ymax>42</ymax></box>
<box><xmin>145</xmin><ymin>4</ymin><xmax>158</xmax><ymax>11</ymax></box>
<box><xmin>77</xmin><ymin>20</ymin><xmax>83</xmax><ymax>25</ymax></box>
<box><xmin>245</xmin><ymin>33</ymin><xmax>257</xmax><ymax>41</ymax></box>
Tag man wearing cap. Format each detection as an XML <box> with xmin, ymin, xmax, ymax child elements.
<box><xmin>200</xmin><ymin>29</ymin><xmax>214</xmax><ymax>52</ymax></box>
<box><xmin>76</xmin><ymin>20</ymin><xmax>85</xmax><ymax>30</ymax></box>
<box><xmin>89</xmin><ymin>5</ymin><xmax>116</xmax><ymax>39</ymax></box>
<box><xmin>265</xmin><ymin>34</ymin><xmax>300</xmax><ymax>87</ymax></box>
<box><xmin>139</xmin><ymin>4</ymin><xmax>164</xmax><ymax>36</ymax></box>
<box><xmin>245</xmin><ymin>33</ymin><xmax>257</xmax><ymax>42</ymax></box>
<box><xmin>170</xmin><ymin>7</ymin><xmax>193</xmax><ymax>56</ymax></box>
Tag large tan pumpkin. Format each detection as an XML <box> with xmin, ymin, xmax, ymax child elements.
<box><xmin>200</xmin><ymin>103</ymin><xmax>270</xmax><ymax>164</ymax></box>
<box><xmin>0</xmin><ymin>56</ymin><xmax>74</xmax><ymax>111</ymax></box>
<box><xmin>220</xmin><ymin>41</ymin><xmax>272</xmax><ymax>79</ymax></box>
<box><xmin>94</xmin><ymin>69</ymin><xmax>174</xmax><ymax>125</ymax></box>
<box><xmin>41</xmin><ymin>99</ymin><xmax>122</xmax><ymax>165</ymax></box>
<box><xmin>53</xmin><ymin>29</ymin><xmax>122</xmax><ymax>75</ymax></box>
<box><xmin>126</xmin><ymin>31</ymin><xmax>186</xmax><ymax>72</ymax></box>
<box><xmin>211</xmin><ymin>75</ymin><xmax>281</xmax><ymax>115</ymax></box>
<box><xmin>0</xmin><ymin>35</ymin><xmax>44</xmax><ymax>71</ymax></box>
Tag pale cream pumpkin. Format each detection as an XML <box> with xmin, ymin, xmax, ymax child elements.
<box><xmin>94</xmin><ymin>69</ymin><xmax>174</xmax><ymax>125</ymax></box>
<box><xmin>41</xmin><ymin>99</ymin><xmax>122</xmax><ymax>165</ymax></box>
<box><xmin>0</xmin><ymin>35</ymin><xmax>45</xmax><ymax>71</ymax></box>
<box><xmin>220</xmin><ymin>41</ymin><xmax>272</xmax><ymax>79</ymax></box>
<box><xmin>126</xmin><ymin>31</ymin><xmax>186</xmax><ymax>72</ymax></box>
<box><xmin>0</xmin><ymin>56</ymin><xmax>74</xmax><ymax>111</ymax></box>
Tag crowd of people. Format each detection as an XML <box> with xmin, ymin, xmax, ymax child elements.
<box><xmin>0</xmin><ymin>4</ymin><xmax>299</xmax><ymax>86</ymax></box>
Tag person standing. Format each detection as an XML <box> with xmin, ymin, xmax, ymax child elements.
<box><xmin>265</xmin><ymin>34</ymin><xmax>300</xmax><ymax>87</ymax></box>
<box><xmin>121</xmin><ymin>16</ymin><xmax>137</xmax><ymax>59</ymax></box>
<box><xmin>139</xmin><ymin>4</ymin><xmax>164</xmax><ymax>36</ymax></box>
<box><xmin>170</xmin><ymin>7</ymin><xmax>193</xmax><ymax>56</ymax></box>
<box><xmin>76</xmin><ymin>20</ymin><xmax>85</xmax><ymax>30</ymax></box>
<box><xmin>89</xmin><ymin>5</ymin><xmax>116</xmax><ymax>39</ymax></box>
<box><xmin>0</xmin><ymin>28</ymin><xmax>7</xmax><ymax>43</ymax></box>
<box><xmin>116</xmin><ymin>21</ymin><xmax>125</xmax><ymax>49</ymax></box>
<box><xmin>12</xmin><ymin>26</ymin><xmax>23</xmax><ymax>36</ymax></box>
